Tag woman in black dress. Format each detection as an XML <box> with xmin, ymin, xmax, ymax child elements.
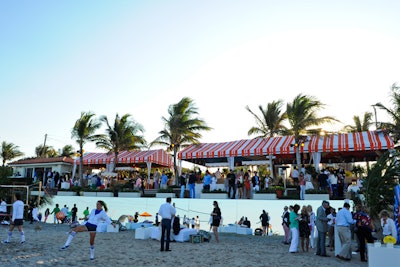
<box><xmin>211</xmin><ymin>201</ymin><xmax>221</xmax><ymax>242</ymax></box>
<box><xmin>299</xmin><ymin>205</ymin><xmax>311</xmax><ymax>252</ymax></box>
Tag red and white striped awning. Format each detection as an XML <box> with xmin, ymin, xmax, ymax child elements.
<box><xmin>76</xmin><ymin>149</ymin><xmax>173</xmax><ymax>168</ymax></box>
<box><xmin>178</xmin><ymin>131</ymin><xmax>394</xmax><ymax>160</ymax></box>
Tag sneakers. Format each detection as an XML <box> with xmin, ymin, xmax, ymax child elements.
<box><xmin>60</xmin><ymin>245</ymin><xmax>69</xmax><ymax>250</ymax></box>
<box><xmin>1</xmin><ymin>240</ymin><xmax>10</xmax><ymax>244</ymax></box>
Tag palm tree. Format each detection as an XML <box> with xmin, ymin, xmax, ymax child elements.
<box><xmin>60</xmin><ymin>145</ymin><xmax>76</xmax><ymax>158</ymax></box>
<box><xmin>71</xmin><ymin>111</ymin><xmax>102</xmax><ymax>185</ymax></box>
<box><xmin>246</xmin><ymin>100</ymin><xmax>287</xmax><ymax>138</ymax></box>
<box><xmin>152</xmin><ymin>97</ymin><xmax>212</xmax><ymax>182</ymax></box>
<box><xmin>35</xmin><ymin>144</ymin><xmax>57</xmax><ymax>158</ymax></box>
<box><xmin>0</xmin><ymin>141</ymin><xmax>24</xmax><ymax>166</ymax></box>
<box><xmin>286</xmin><ymin>94</ymin><xmax>338</xmax><ymax>170</ymax></box>
<box><xmin>374</xmin><ymin>83</ymin><xmax>400</xmax><ymax>143</ymax></box>
<box><xmin>343</xmin><ymin>112</ymin><xmax>373</xmax><ymax>132</ymax></box>
<box><xmin>96</xmin><ymin>113</ymin><xmax>146</xmax><ymax>172</ymax></box>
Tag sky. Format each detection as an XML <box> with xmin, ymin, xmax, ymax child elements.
<box><xmin>1</xmin><ymin>0</ymin><xmax>400</xmax><ymax>158</ymax></box>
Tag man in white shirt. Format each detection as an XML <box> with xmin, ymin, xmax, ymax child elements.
<box><xmin>0</xmin><ymin>198</ymin><xmax>8</xmax><ymax>223</ymax></box>
<box><xmin>2</xmin><ymin>193</ymin><xmax>25</xmax><ymax>244</ymax></box>
<box><xmin>335</xmin><ymin>202</ymin><xmax>355</xmax><ymax>261</ymax></box>
<box><xmin>158</xmin><ymin>197</ymin><xmax>176</xmax><ymax>252</ymax></box>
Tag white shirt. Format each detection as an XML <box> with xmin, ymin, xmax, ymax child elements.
<box><xmin>381</xmin><ymin>217</ymin><xmax>398</xmax><ymax>238</ymax></box>
<box><xmin>158</xmin><ymin>202</ymin><xmax>176</xmax><ymax>220</ymax></box>
<box><xmin>0</xmin><ymin>200</ymin><xmax>7</xmax><ymax>213</ymax></box>
<box><xmin>86</xmin><ymin>209</ymin><xmax>112</xmax><ymax>226</ymax></box>
<box><xmin>12</xmin><ymin>200</ymin><xmax>24</xmax><ymax>221</ymax></box>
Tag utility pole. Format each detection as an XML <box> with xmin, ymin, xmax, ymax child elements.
<box><xmin>41</xmin><ymin>134</ymin><xmax>47</xmax><ymax>157</ymax></box>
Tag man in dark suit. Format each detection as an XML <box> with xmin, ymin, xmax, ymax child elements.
<box><xmin>315</xmin><ymin>200</ymin><xmax>330</xmax><ymax>257</ymax></box>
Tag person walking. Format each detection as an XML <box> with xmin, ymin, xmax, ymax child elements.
<box><xmin>158</xmin><ymin>197</ymin><xmax>176</xmax><ymax>252</ymax></box>
<box><xmin>315</xmin><ymin>200</ymin><xmax>330</xmax><ymax>257</ymax></box>
<box><xmin>60</xmin><ymin>200</ymin><xmax>115</xmax><ymax>260</ymax></box>
<box><xmin>335</xmin><ymin>202</ymin><xmax>355</xmax><ymax>261</ymax></box>
<box><xmin>211</xmin><ymin>201</ymin><xmax>222</xmax><ymax>243</ymax></box>
<box><xmin>189</xmin><ymin>171</ymin><xmax>196</xmax><ymax>198</ymax></box>
<box><xmin>2</xmin><ymin>193</ymin><xmax>26</xmax><ymax>244</ymax></box>
<box><xmin>44</xmin><ymin>208</ymin><xmax>50</xmax><ymax>223</ymax></box>
<box><xmin>259</xmin><ymin>210</ymin><xmax>270</xmax><ymax>236</ymax></box>
<box><xmin>51</xmin><ymin>204</ymin><xmax>61</xmax><ymax>224</ymax></box>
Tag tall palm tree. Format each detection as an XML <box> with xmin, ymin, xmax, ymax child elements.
<box><xmin>0</xmin><ymin>141</ymin><xmax>24</xmax><ymax>166</ymax></box>
<box><xmin>60</xmin><ymin>145</ymin><xmax>76</xmax><ymax>158</ymax></box>
<box><xmin>71</xmin><ymin>111</ymin><xmax>102</xmax><ymax>185</ymax></box>
<box><xmin>96</xmin><ymin>113</ymin><xmax>146</xmax><ymax>171</ymax></box>
<box><xmin>152</xmin><ymin>97</ymin><xmax>212</xmax><ymax>181</ymax></box>
<box><xmin>343</xmin><ymin>112</ymin><xmax>373</xmax><ymax>132</ymax></box>
<box><xmin>35</xmin><ymin>144</ymin><xmax>57</xmax><ymax>158</ymax></box>
<box><xmin>246</xmin><ymin>100</ymin><xmax>287</xmax><ymax>138</ymax></box>
<box><xmin>286</xmin><ymin>94</ymin><xmax>338</xmax><ymax>170</ymax></box>
<box><xmin>374</xmin><ymin>83</ymin><xmax>400</xmax><ymax>143</ymax></box>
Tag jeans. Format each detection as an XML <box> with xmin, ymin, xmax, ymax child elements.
<box><xmin>317</xmin><ymin>230</ymin><xmax>327</xmax><ymax>255</ymax></box>
<box><xmin>189</xmin><ymin>183</ymin><xmax>195</xmax><ymax>198</ymax></box>
<box><xmin>180</xmin><ymin>185</ymin><xmax>185</xmax><ymax>198</ymax></box>
<box><xmin>300</xmin><ymin>185</ymin><xmax>306</xmax><ymax>200</ymax></box>
<box><xmin>160</xmin><ymin>218</ymin><xmax>172</xmax><ymax>251</ymax></box>
<box><xmin>228</xmin><ymin>185</ymin><xmax>236</xmax><ymax>199</ymax></box>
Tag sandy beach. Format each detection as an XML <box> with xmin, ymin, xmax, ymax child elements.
<box><xmin>0</xmin><ymin>222</ymin><xmax>368</xmax><ymax>267</ymax></box>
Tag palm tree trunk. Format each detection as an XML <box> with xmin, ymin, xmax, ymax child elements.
<box><xmin>173</xmin><ymin>146</ymin><xmax>178</xmax><ymax>185</ymax></box>
<box><xmin>79</xmin><ymin>149</ymin><xmax>83</xmax><ymax>187</ymax></box>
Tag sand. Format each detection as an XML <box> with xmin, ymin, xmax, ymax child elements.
<box><xmin>0</xmin><ymin>223</ymin><xmax>368</xmax><ymax>267</ymax></box>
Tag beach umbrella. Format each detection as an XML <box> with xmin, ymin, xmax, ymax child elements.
<box><xmin>139</xmin><ymin>212</ymin><xmax>152</xmax><ymax>217</ymax></box>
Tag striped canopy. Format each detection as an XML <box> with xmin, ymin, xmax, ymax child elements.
<box><xmin>76</xmin><ymin>149</ymin><xmax>173</xmax><ymax>168</ymax></box>
<box><xmin>178</xmin><ymin>131</ymin><xmax>394</xmax><ymax>165</ymax></box>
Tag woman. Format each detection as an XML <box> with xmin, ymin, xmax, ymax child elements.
<box><xmin>289</xmin><ymin>204</ymin><xmax>300</xmax><ymax>253</ymax></box>
<box><xmin>299</xmin><ymin>205</ymin><xmax>311</xmax><ymax>252</ymax></box>
<box><xmin>60</xmin><ymin>200</ymin><xmax>114</xmax><ymax>260</ymax></box>
<box><xmin>380</xmin><ymin>210</ymin><xmax>397</xmax><ymax>241</ymax></box>
<box><xmin>307</xmin><ymin>205</ymin><xmax>316</xmax><ymax>249</ymax></box>
<box><xmin>259</xmin><ymin>210</ymin><xmax>270</xmax><ymax>236</ymax></box>
<box><xmin>210</xmin><ymin>201</ymin><xmax>221</xmax><ymax>242</ymax></box>
<box><xmin>44</xmin><ymin>208</ymin><xmax>50</xmax><ymax>223</ymax></box>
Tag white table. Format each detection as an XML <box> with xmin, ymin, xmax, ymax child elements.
<box><xmin>150</xmin><ymin>227</ymin><xmax>197</xmax><ymax>242</ymax></box>
<box><xmin>135</xmin><ymin>227</ymin><xmax>154</xmax><ymax>239</ymax></box>
<box><xmin>61</xmin><ymin>182</ymin><xmax>70</xmax><ymax>189</ymax></box>
<box><xmin>219</xmin><ymin>225</ymin><xmax>253</xmax><ymax>235</ymax></box>
<box><xmin>368</xmin><ymin>244</ymin><xmax>400</xmax><ymax>267</ymax></box>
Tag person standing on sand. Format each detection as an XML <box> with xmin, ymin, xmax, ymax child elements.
<box><xmin>2</xmin><ymin>193</ymin><xmax>25</xmax><ymax>244</ymax></box>
<box><xmin>51</xmin><ymin>203</ymin><xmax>61</xmax><ymax>224</ymax></box>
<box><xmin>260</xmin><ymin>210</ymin><xmax>270</xmax><ymax>236</ymax></box>
<box><xmin>60</xmin><ymin>200</ymin><xmax>115</xmax><ymax>260</ymax></box>
<box><xmin>158</xmin><ymin>197</ymin><xmax>176</xmax><ymax>252</ymax></box>
<box><xmin>315</xmin><ymin>200</ymin><xmax>330</xmax><ymax>257</ymax></box>
<box><xmin>211</xmin><ymin>201</ymin><xmax>222</xmax><ymax>242</ymax></box>
<box><xmin>289</xmin><ymin>204</ymin><xmax>300</xmax><ymax>253</ymax></box>
<box><xmin>281</xmin><ymin>206</ymin><xmax>290</xmax><ymax>244</ymax></box>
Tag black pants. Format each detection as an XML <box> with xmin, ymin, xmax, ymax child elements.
<box><xmin>228</xmin><ymin>185</ymin><xmax>236</xmax><ymax>199</ymax></box>
<box><xmin>161</xmin><ymin>218</ymin><xmax>172</xmax><ymax>251</ymax></box>
<box><xmin>356</xmin><ymin>226</ymin><xmax>374</xmax><ymax>261</ymax></box>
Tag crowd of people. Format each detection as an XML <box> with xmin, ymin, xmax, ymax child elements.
<box><xmin>282</xmin><ymin>200</ymin><xmax>398</xmax><ymax>263</ymax></box>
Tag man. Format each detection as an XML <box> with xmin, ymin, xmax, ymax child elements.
<box><xmin>158</xmin><ymin>197</ymin><xmax>176</xmax><ymax>252</ymax></box>
<box><xmin>160</xmin><ymin>171</ymin><xmax>168</xmax><ymax>190</ymax></box>
<box><xmin>0</xmin><ymin>198</ymin><xmax>8</xmax><ymax>222</ymax></box>
<box><xmin>251</xmin><ymin>171</ymin><xmax>260</xmax><ymax>192</ymax></box>
<box><xmin>2</xmin><ymin>193</ymin><xmax>25</xmax><ymax>244</ymax></box>
<box><xmin>71</xmin><ymin>204</ymin><xmax>78</xmax><ymax>222</ymax></box>
<box><xmin>203</xmin><ymin>170</ymin><xmax>212</xmax><ymax>191</ymax></box>
<box><xmin>227</xmin><ymin>169</ymin><xmax>236</xmax><ymax>199</ymax></box>
<box><xmin>290</xmin><ymin>166</ymin><xmax>299</xmax><ymax>186</ymax></box>
<box><xmin>335</xmin><ymin>202</ymin><xmax>355</xmax><ymax>261</ymax></box>
<box><xmin>153</xmin><ymin>169</ymin><xmax>161</xmax><ymax>189</ymax></box>
<box><xmin>315</xmin><ymin>200</ymin><xmax>330</xmax><ymax>257</ymax></box>
<box><xmin>318</xmin><ymin>169</ymin><xmax>329</xmax><ymax>190</ymax></box>
<box><xmin>188</xmin><ymin>171</ymin><xmax>196</xmax><ymax>198</ymax></box>
<box><xmin>281</xmin><ymin>206</ymin><xmax>290</xmax><ymax>244</ymax></box>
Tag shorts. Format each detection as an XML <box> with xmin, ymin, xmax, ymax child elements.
<box><xmin>85</xmin><ymin>222</ymin><xmax>97</xmax><ymax>232</ymax></box>
<box><xmin>13</xmin><ymin>219</ymin><xmax>24</xmax><ymax>226</ymax></box>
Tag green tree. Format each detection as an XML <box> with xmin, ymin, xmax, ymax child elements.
<box><xmin>246</xmin><ymin>100</ymin><xmax>287</xmax><ymax>138</ymax></box>
<box><xmin>71</xmin><ymin>111</ymin><xmax>102</xmax><ymax>185</ymax></box>
<box><xmin>152</xmin><ymin>97</ymin><xmax>212</xmax><ymax>182</ymax></box>
<box><xmin>0</xmin><ymin>141</ymin><xmax>24</xmax><ymax>166</ymax></box>
<box><xmin>343</xmin><ymin>112</ymin><xmax>373</xmax><ymax>132</ymax></box>
<box><xmin>374</xmin><ymin>83</ymin><xmax>400</xmax><ymax>143</ymax></box>
<box><xmin>362</xmin><ymin>150</ymin><xmax>400</xmax><ymax>220</ymax></box>
<box><xmin>96</xmin><ymin>113</ymin><xmax>146</xmax><ymax>172</ymax></box>
<box><xmin>60</xmin><ymin>145</ymin><xmax>76</xmax><ymax>158</ymax></box>
<box><xmin>35</xmin><ymin>145</ymin><xmax>58</xmax><ymax>158</ymax></box>
<box><xmin>286</xmin><ymin>94</ymin><xmax>338</xmax><ymax>170</ymax></box>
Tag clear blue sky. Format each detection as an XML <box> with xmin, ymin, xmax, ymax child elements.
<box><xmin>1</xmin><ymin>0</ymin><xmax>399</xmax><ymax>158</ymax></box>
